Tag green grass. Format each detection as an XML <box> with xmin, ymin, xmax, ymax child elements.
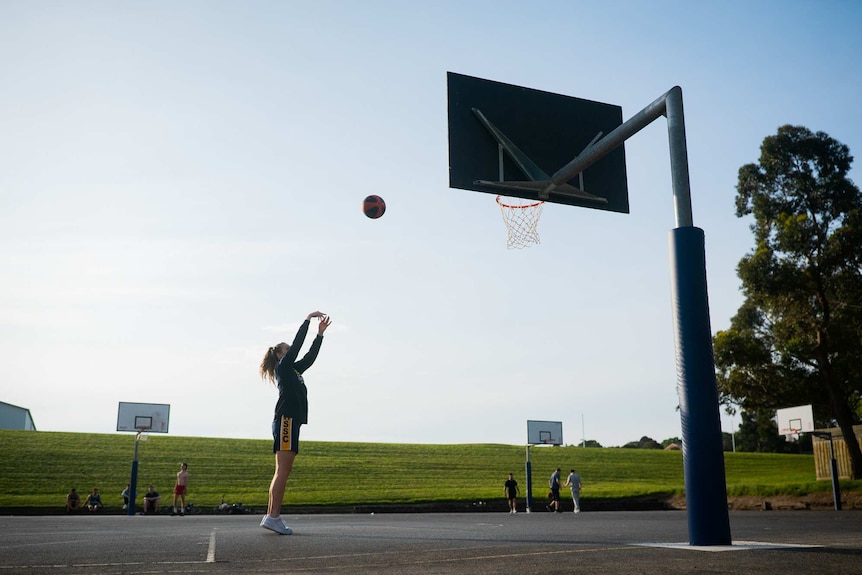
<box><xmin>0</xmin><ymin>430</ymin><xmax>855</xmax><ymax>509</ymax></box>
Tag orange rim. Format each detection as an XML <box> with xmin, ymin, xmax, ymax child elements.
<box><xmin>496</xmin><ymin>195</ymin><xmax>544</xmax><ymax>209</ymax></box>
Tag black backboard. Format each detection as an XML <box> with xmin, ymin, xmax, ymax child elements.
<box><xmin>447</xmin><ymin>72</ymin><xmax>629</xmax><ymax>213</ymax></box>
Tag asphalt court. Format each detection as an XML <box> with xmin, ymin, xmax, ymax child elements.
<box><xmin>1</xmin><ymin>511</ymin><xmax>860</xmax><ymax>574</ymax></box>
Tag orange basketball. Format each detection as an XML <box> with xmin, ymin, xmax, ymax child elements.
<box><xmin>363</xmin><ymin>195</ymin><xmax>386</xmax><ymax>219</ymax></box>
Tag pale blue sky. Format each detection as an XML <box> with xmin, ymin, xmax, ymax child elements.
<box><xmin>1</xmin><ymin>1</ymin><xmax>860</xmax><ymax>447</ymax></box>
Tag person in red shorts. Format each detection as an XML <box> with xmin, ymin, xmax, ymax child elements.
<box><xmin>171</xmin><ymin>463</ymin><xmax>190</xmax><ymax>516</ymax></box>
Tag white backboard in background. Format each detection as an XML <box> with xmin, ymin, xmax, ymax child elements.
<box><xmin>775</xmin><ymin>404</ymin><xmax>814</xmax><ymax>435</ymax></box>
<box><xmin>527</xmin><ymin>420</ymin><xmax>563</xmax><ymax>445</ymax></box>
<box><xmin>117</xmin><ymin>402</ymin><xmax>170</xmax><ymax>433</ymax></box>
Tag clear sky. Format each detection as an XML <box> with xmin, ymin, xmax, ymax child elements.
<box><xmin>1</xmin><ymin>1</ymin><xmax>860</xmax><ymax>448</ymax></box>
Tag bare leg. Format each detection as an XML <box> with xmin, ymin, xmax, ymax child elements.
<box><xmin>267</xmin><ymin>450</ymin><xmax>297</xmax><ymax>518</ymax></box>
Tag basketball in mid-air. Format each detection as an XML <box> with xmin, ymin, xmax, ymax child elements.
<box><xmin>362</xmin><ymin>195</ymin><xmax>386</xmax><ymax>219</ymax></box>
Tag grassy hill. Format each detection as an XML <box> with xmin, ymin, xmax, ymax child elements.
<box><xmin>0</xmin><ymin>430</ymin><xmax>853</xmax><ymax>510</ymax></box>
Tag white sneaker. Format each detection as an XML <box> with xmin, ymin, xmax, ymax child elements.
<box><xmin>261</xmin><ymin>515</ymin><xmax>292</xmax><ymax>535</ymax></box>
<box><xmin>512</xmin><ymin>509</ymin><xmax>517</xmax><ymax>514</ymax></box>
<box><xmin>261</xmin><ymin>515</ymin><xmax>292</xmax><ymax>529</ymax></box>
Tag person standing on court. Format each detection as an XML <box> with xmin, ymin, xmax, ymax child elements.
<box><xmin>171</xmin><ymin>463</ymin><xmax>190</xmax><ymax>516</ymax></box>
<box><xmin>504</xmin><ymin>473</ymin><xmax>520</xmax><ymax>514</ymax></box>
<box><xmin>258</xmin><ymin>311</ymin><xmax>331</xmax><ymax>535</ymax></box>
<box><xmin>548</xmin><ymin>468</ymin><xmax>562</xmax><ymax>512</ymax></box>
<box><xmin>564</xmin><ymin>468</ymin><xmax>582</xmax><ymax>513</ymax></box>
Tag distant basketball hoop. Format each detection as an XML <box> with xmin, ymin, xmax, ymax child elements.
<box><xmin>776</xmin><ymin>405</ymin><xmax>814</xmax><ymax>437</ymax></box>
<box><xmin>527</xmin><ymin>421</ymin><xmax>563</xmax><ymax>446</ymax></box>
<box><xmin>524</xmin><ymin>420</ymin><xmax>564</xmax><ymax>513</ymax></box>
<box><xmin>118</xmin><ymin>402</ymin><xmax>170</xmax><ymax>517</ymax></box>
<box><xmin>117</xmin><ymin>402</ymin><xmax>170</xmax><ymax>434</ymax></box>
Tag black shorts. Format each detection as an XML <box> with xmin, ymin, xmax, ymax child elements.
<box><xmin>551</xmin><ymin>488</ymin><xmax>560</xmax><ymax>502</ymax></box>
<box><xmin>272</xmin><ymin>416</ymin><xmax>301</xmax><ymax>453</ymax></box>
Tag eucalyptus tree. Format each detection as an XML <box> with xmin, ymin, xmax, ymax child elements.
<box><xmin>713</xmin><ymin>125</ymin><xmax>862</xmax><ymax>478</ymax></box>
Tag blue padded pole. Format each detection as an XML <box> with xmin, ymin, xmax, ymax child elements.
<box><xmin>525</xmin><ymin>445</ymin><xmax>533</xmax><ymax>513</ymax></box>
<box><xmin>128</xmin><ymin>437</ymin><xmax>140</xmax><ymax>517</ymax></box>
<box><xmin>669</xmin><ymin>227</ymin><xmax>731</xmax><ymax>545</ymax></box>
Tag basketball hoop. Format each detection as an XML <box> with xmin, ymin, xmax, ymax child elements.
<box><xmin>496</xmin><ymin>195</ymin><xmax>544</xmax><ymax>249</ymax></box>
<box><xmin>136</xmin><ymin>427</ymin><xmax>151</xmax><ymax>441</ymax></box>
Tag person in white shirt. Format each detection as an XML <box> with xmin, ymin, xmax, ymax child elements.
<box><xmin>564</xmin><ymin>469</ymin><xmax>582</xmax><ymax>513</ymax></box>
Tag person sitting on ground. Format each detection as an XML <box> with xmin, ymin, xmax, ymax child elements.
<box><xmin>143</xmin><ymin>485</ymin><xmax>161</xmax><ymax>514</ymax></box>
<box><xmin>66</xmin><ymin>488</ymin><xmax>81</xmax><ymax>513</ymax></box>
<box><xmin>86</xmin><ymin>488</ymin><xmax>103</xmax><ymax>512</ymax></box>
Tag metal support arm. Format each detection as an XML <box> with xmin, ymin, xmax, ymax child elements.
<box><xmin>542</xmin><ymin>86</ymin><xmax>693</xmax><ymax>227</ymax></box>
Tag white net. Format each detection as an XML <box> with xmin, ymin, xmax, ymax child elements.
<box><xmin>496</xmin><ymin>196</ymin><xmax>544</xmax><ymax>249</ymax></box>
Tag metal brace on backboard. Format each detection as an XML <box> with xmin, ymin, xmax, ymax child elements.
<box><xmin>471</xmin><ymin>108</ymin><xmax>609</xmax><ymax>203</ymax></box>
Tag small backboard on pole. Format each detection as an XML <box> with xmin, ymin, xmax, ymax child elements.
<box><xmin>117</xmin><ymin>402</ymin><xmax>171</xmax><ymax>433</ymax></box>
<box><xmin>775</xmin><ymin>404</ymin><xmax>814</xmax><ymax>438</ymax></box>
<box><xmin>527</xmin><ymin>420</ymin><xmax>563</xmax><ymax>446</ymax></box>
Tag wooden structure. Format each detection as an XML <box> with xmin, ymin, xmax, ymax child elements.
<box><xmin>812</xmin><ymin>425</ymin><xmax>862</xmax><ymax>480</ymax></box>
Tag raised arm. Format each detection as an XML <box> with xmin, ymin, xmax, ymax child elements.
<box><xmin>282</xmin><ymin>312</ymin><xmax>324</xmax><ymax>364</ymax></box>
<box><xmin>295</xmin><ymin>315</ymin><xmax>332</xmax><ymax>373</ymax></box>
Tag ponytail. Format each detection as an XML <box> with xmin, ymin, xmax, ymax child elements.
<box><xmin>259</xmin><ymin>346</ymin><xmax>279</xmax><ymax>385</ymax></box>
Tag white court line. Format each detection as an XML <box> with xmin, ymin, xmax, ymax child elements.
<box><xmin>207</xmin><ymin>528</ymin><xmax>217</xmax><ymax>562</ymax></box>
<box><xmin>241</xmin><ymin>544</ymin><xmax>641</xmax><ymax>571</ymax></box>
<box><xmin>632</xmin><ymin>540</ymin><xmax>824</xmax><ymax>552</ymax></box>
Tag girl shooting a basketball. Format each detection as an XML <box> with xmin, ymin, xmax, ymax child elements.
<box><xmin>258</xmin><ymin>310</ymin><xmax>331</xmax><ymax>534</ymax></box>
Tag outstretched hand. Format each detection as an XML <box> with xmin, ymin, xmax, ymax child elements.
<box><xmin>307</xmin><ymin>311</ymin><xmax>326</xmax><ymax>320</ymax></box>
<box><xmin>317</xmin><ymin>315</ymin><xmax>332</xmax><ymax>335</ymax></box>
